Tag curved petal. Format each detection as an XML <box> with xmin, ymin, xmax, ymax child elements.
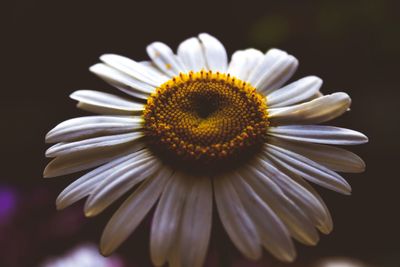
<box><xmin>56</xmin><ymin>152</ymin><xmax>140</xmax><ymax>210</ymax></box>
<box><xmin>268</xmin><ymin>125</ymin><xmax>368</xmax><ymax>145</ymax></box>
<box><xmin>231</xmin><ymin>172</ymin><xmax>297</xmax><ymax>261</ymax></box>
<box><xmin>139</xmin><ymin>60</ymin><xmax>167</xmax><ymax>76</ymax></box>
<box><xmin>248</xmin><ymin>49</ymin><xmax>298</xmax><ymax>95</ymax></box>
<box><xmin>100</xmin><ymin>166</ymin><xmax>173</xmax><ymax>256</ymax></box>
<box><xmin>264</xmin><ymin>144</ymin><xmax>352</xmax><ymax>194</ymax></box>
<box><xmin>289</xmin><ymin>173</ymin><xmax>333</xmax><ymax>234</ymax></box>
<box><xmin>45</xmin><ymin>116</ymin><xmax>143</xmax><ymax>143</ymax></box>
<box><xmin>177</xmin><ymin>176</ymin><xmax>212</xmax><ymax>267</ymax></box>
<box><xmin>84</xmin><ymin>151</ymin><xmax>159</xmax><ymax>217</ymax></box>
<box><xmin>70</xmin><ymin>90</ymin><xmax>144</xmax><ymax>115</ymax></box>
<box><xmin>177</xmin><ymin>37</ymin><xmax>206</xmax><ymax>72</ymax></box>
<box><xmin>43</xmin><ymin>137</ymin><xmax>144</xmax><ymax>178</ymax></box>
<box><xmin>146</xmin><ymin>42</ymin><xmax>186</xmax><ymax>77</ymax></box>
<box><xmin>268</xmin><ymin>92</ymin><xmax>351</xmax><ymax>125</ymax></box>
<box><xmin>100</xmin><ymin>54</ymin><xmax>167</xmax><ymax>87</ymax></box>
<box><xmin>90</xmin><ymin>63</ymin><xmax>153</xmax><ymax>99</ymax></box>
<box><xmin>150</xmin><ymin>172</ymin><xmax>188</xmax><ymax>267</ymax></box>
<box><xmin>238</xmin><ymin>167</ymin><xmax>319</xmax><ymax>246</ymax></box>
<box><xmin>251</xmin><ymin>154</ymin><xmax>331</xmax><ymax>233</ymax></box>
<box><xmin>267</xmin><ymin>76</ymin><xmax>322</xmax><ymax>107</ymax></box>
<box><xmin>198</xmin><ymin>33</ymin><xmax>228</xmax><ymax>72</ymax></box>
<box><xmin>214</xmin><ymin>175</ymin><xmax>262</xmax><ymax>261</ymax></box>
<box><xmin>45</xmin><ymin>132</ymin><xmax>143</xmax><ymax>158</ymax></box>
<box><xmin>227</xmin><ymin>48</ymin><xmax>264</xmax><ymax>81</ymax></box>
<box><xmin>268</xmin><ymin>137</ymin><xmax>365</xmax><ymax>173</ymax></box>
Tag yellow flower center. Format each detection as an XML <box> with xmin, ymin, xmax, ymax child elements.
<box><xmin>143</xmin><ymin>70</ymin><xmax>269</xmax><ymax>171</ymax></box>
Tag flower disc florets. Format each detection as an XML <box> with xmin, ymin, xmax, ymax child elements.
<box><xmin>143</xmin><ymin>70</ymin><xmax>269</xmax><ymax>169</ymax></box>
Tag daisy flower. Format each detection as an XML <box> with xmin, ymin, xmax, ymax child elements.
<box><xmin>44</xmin><ymin>33</ymin><xmax>368</xmax><ymax>267</ymax></box>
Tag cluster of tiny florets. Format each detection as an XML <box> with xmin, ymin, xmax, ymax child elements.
<box><xmin>143</xmin><ymin>70</ymin><xmax>269</xmax><ymax>165</ymax></box>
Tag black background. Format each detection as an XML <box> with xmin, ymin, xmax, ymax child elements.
<box><xmin>3</xmin><ymin>0</ymin><xmax>400</xmax><ymax>266</ymax></box>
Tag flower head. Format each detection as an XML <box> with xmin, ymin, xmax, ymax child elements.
<box><xmin>44</xmin><ymin>33</ymin><xmax>367</xmax><ymax>267</ymax></box>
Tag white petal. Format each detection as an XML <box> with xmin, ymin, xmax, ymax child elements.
<box><xmin>100</xmin><ymin>54</ymin><xmax>167</xmax><ymax>87</ymax></box>
<box><xmin>56</xmin><ymin>152</ymin><xmax>140</xmax><ymax>210</ymax></box>
<box><xmin>139</xmin><ymin>60</ymin><xmax>167</xmax><ymax>76</ymax></box>
<box><xmin>265</xmin><ymin>144</ymin><xmax>352</xmax><ymax>194</ymax></box>
<box><xmin>177</xmin><ymin>37</ymin><xmax>206</xmax><ymax>72</ymax></box>
<box><xmin>177</xmin><ymin>176</ymin><xmax>212</xmax><ymax>267</ymax></box>
<box><xmin>45</xmin><ymin>115</ymin><xmax>143</xmax><ymax>143</ymax></box>
<box><xmin>231</xmin><ymin>172</ymin><xmax>297</xmax><ymax>262</ymax></box>
<box><xmin>70</xmin><ymin>90</ymin><xmax>144</xmax><ymax>115</ymax></box>
<box><xmin>214</xmin><ymin>175</ymin><xmax>262</xmax><ymax>261</ymax></box>
<box><xmin>45</xmin><ymin>132</ymin><xmax>143</xmax><ymax>157</ymax></box>
<box><xmin>90</xmin><ymin>63</ymin><xmax>153</xmax><ymax>99</ymax></box>
<box><xmin>84</xmin><ymin>150</ymin><xmax>159</xmax><ymax>217</ymax></box>
<box><xmin>248</xmin><ymin>49</ymin><xmax>283</xmax><ymax>85</ymax></box>
<box><xmin>269</xmin><ymin>137</ymin><xmax>365</xmax><ymax>173</ymax></box>
<box><xmin>267</xmin><ymin>76</ymin><xmax>322</xmax><ymax>107</ymax></box>
<box><xmin>238</xmin><ymin>167</ymin><xmax>319</xmax><ymax>246</ymax></box>
<box><xmin>150</xmin><ymin>172</ymin><xmax>188</xmax><ymax>267</ymax></box>
<box><xmin>43</xmin><ymin>137</ymin><xmax>144</xmax><ymax>178</ymax></box>
<box><xmin>198</xmin><ymin>33</ymin><xmax>228</xmax><ymax>72</ymax></box>
<box><xmin>248</xmin><ymin>49</ymin><xmax>298</xmax><ymax>95</ymax></box>
<box><xmin>289</xmin><ymin>173</ymin><xmax>333</xmax><ymax>234</ymax></box>
<box><xmin>146</xmin><ymin>42</ymin><xmax>186</xmax><ymax>77</ymax></box>
<box><xmin>252</xmin><ymin>154</ymin><xmax>331</xmax><ymax>234</ymax></box>
<box><xmin>227</xmin><ymin>49</ymin><xmax>264</xmax><ymax>81</ymax></box>
<box><xmin>100</xmin><ymin>166</ymin><xmax>172</xmax><ymax>256</ymax></box>
<box><xmin>268</xmin><ymin>92</ymin><xmax>351</xmax><ymax>125</ymax></box>
<box><xmin>268</xmin><ymin>125</ymin><xmax>368</xmax><ymax>145</ymax></box>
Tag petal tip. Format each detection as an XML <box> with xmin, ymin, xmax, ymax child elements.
<box><xmin>45</xmin><ymin>132</ymin><xmax>54</xmax><ymax>143</ymax></box>
<box><xmin>43</xmin><ymin>168</ymin><xmax>52</xmax><ymax>178</ymax></box>
<box><xmin>43</xmin><ymin>162</ymin><xmax>56</xmax><ymax>178</ymax></box>
<box><xmin>84</xmin><ymin>209</ymin><xmax>97</xmax><ymax>218</ymax></box>
<box><xmin>69</xmin><ymin>91</ymin><xmax>81</xmax><ymax>101</ymax></box>
<box><xmin>306</xmin><ymin>75</ymin><xmax>323</xmax><ymax>85</ymax></box>
<box><xmin>198</xmin><ymin>32</ymin><xmax>211</xmax><ymax>38</ymax></box>
<box><xmin>89</xmin><ymin>63</ymin><xmax>103</xmax><ymax>73</ymax></box>
<box><xmin>281</xmin><ymin>250</ymin><xmax>297</xmax><ymax>263</ymax></box>
<box><xmin>99</xmin><ymin>245</ymin><xmax>112</xmax><ymax>257</ymax></box>
<box><xmin>55</xmin><ymin>202</ymin><xmax>65</xmax><ymax>211</ymax></box>
<box><xmin>83</xmin><ymin>202</ymin><xmax>98</xmax><ymax>218</ymax></box>
<box><xmin>359</xmin><ymin>133</ymin><xmax>369</xmax><ymax>144</ymax></box>
<box><xmin>318</xmin><ymin>224</ymin><xmax>333</xmax><ymax>235</ymax></box>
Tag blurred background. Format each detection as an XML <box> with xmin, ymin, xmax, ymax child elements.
<box><xmin>3</xmin><ymin>0</ymin><xmax>400</xmax><ymax>266</ymax></box>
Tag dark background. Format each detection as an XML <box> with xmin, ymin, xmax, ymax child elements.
<box><xmin>3</xmin><ymin>0</ymin><xmax>400</xmax><ymax>266</ymax></box>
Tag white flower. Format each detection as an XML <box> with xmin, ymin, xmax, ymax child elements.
<box><xmin>40</xmin><ymin>244</ymin><xmax>123</xmax><ymax>267</ymax></box>
<box><xmin>44</xmin><ymin>33</ymin><xmax>368</xmax><ymax>267</ymax></box>
<box><xmin>315</xmin><ymin>257</ymin><xmax>368</xmax><ymax>267</ymax></box>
